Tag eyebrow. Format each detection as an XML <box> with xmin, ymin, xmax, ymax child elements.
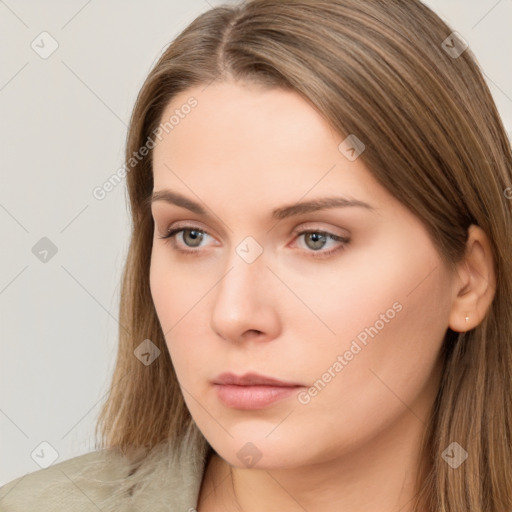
<box><xmin>149</xmin><ymin>189</ymin><xmax>375</xmax><ymax>220</ymax></box>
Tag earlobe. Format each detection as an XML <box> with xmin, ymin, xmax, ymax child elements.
<box><xmin>448</xmin><ymin>225</ymin><xmax>496</xmax><ymax>333</ymax></box>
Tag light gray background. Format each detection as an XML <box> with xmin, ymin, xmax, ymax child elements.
<box><xmin>1</xmin><ymin>0</ymin><xmax>511</xmax><ymax>486</ymax></box>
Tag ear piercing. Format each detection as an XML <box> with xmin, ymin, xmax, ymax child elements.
<box><xmin>465</xmin><ymin>314</ymin><xmax>469</xmax><ymax>323</ymax></box>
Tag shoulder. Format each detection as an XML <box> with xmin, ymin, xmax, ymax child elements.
<box><xmin>0</xmin><ymin>449</ymin><xmax>135</xmax><ymax>512</ymax></box>
<box><xmin>0</xmin><ymin>431</ymin><xmax>211</xmax><ymax>512</ymax></box>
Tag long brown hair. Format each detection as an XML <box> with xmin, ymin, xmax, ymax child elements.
<box><xmin>95</xmin><ymin>1</ymin><xmax>512</xmax><ymax>510</ymax></box>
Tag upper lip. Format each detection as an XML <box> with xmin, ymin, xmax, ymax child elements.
<box><xmin>213</xmin><ymin>372</ymin><xmax>303</xmax><ymax>387</ymax></box>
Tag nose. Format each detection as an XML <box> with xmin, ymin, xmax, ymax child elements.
<box><xmin>210</xmin><ymin>246</ymin><xmax>281</xmax><ymax>344</ymax></box>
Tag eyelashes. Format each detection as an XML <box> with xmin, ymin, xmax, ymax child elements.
<box><xmin>156</xmin><ymin>225</ymin><xmax>350</xmax><ymax>259</ymax></box>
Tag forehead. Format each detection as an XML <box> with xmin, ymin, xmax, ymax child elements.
<box><xmin>155</xmin><ymin>82</ymin><xmax>339</xmax><ymax>163</ymax></box>
<box><xmin>151</xmin><ymin>81</ymin><xmax>388</xmax><ymax>214</ymax></box>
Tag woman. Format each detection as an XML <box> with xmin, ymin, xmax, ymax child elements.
<box><xmin>1</xmin><ymin>0</ymin><xmax>511</xmax><ymax>510</ymax></box>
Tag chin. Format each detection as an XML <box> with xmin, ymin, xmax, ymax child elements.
<box><xmin>206</xmin><ymin>433</ymin><xmax>311</xmax><ymax>470</ymax></box>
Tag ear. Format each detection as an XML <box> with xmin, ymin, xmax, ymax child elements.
<box><xmin>448</xmin><ymin>224</ymin><xmax>497</xmax><ymax>333</ymax></box>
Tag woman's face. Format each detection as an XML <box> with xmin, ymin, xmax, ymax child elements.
<box><xmin>149</xmin><ymin>80</ymin><xmax>455</xmax><ymax>469</ymax></box>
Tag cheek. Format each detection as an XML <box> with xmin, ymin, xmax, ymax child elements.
<box><xmin>309</xmin><ymin>226</ymin><xmax>450</xmax><ymax>356</ymax></box>
<box><xmin>149</xmin><ymin>247</ymin><xmax>204</xmax><ymax>328</ymax></box>
<box><xmin>270</xmin><ymin>234</ymin><xmax>420</xmax><ymax>363</ymax></box>
<box><xmin>149</xmin><ymin>249</ymin><xmax>214</xmax><ymax>376</ymax></box>
<box><xmin>297</xmin><ymin>242</ymin><xmax>451</xmax><ymax>424</ymax></box>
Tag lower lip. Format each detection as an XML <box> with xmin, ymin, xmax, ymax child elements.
<box><xmin>214</xmin><ymin>384</ymin><xmax>303</xmax><ymax>409</ymax></box>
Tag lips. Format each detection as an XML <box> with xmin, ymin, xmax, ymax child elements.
<box><xmin>212</xmin><ymin>372</ymin><xmax>305</xmax><ymax>410</ymax></box>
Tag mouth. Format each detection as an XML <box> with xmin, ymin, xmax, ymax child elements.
<box><xmin>212</xmin><ymin>372</ymin><xmax>305</xmax><ymax>410</ymax></box>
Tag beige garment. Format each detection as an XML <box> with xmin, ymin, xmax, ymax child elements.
<box><xmin>0</xmin><ymin>425</ymin><xmax>211</xmax><ymax>511</ymax></box>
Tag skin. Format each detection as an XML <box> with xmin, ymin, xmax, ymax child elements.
<box><xmin>149</xmin><ymin>80</ymin><xmax>496</xmax><ymax>511</ymax></box>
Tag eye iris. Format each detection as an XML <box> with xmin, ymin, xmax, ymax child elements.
<box><xmin>305</xmin><ymin>232</ymin><xmax>327</xmax><ymax>250</ymax></box>
<box><xmin>183</xmin><ymin>229</ymin><xmax>204</xmax><ymax>247</ymax></box>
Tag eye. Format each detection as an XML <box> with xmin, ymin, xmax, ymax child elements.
<box><xmin>157</xmin><ymin>226</ymin><xmax>212</xmax><ymax>255</ymax></box>
<box><xmin>291</xmin><ymin>229</ymin><xmax>349</xmax><ymax>259</ymax></box>
<box><xmin>156</xmin><ymin>225</ymin><xmax>350</xmax><ymax>259</ymax></box>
